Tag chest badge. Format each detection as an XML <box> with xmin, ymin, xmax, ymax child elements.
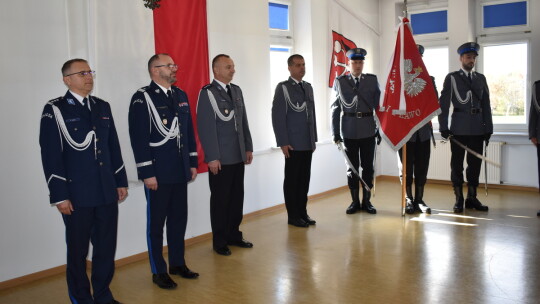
<box><xmin>224</xmin><ymin>109</ymin><xmax>229</xmax><ymax>114</ymax></box>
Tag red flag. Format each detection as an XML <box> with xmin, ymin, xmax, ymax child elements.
<box><xmin>153</xmin><ymin>0</ymin><xmax>209</xmax><ymax>172</ymax></box>
<box><xmin>376</xmin><ymin>17</ymin><xmax>441</xmax><ymax>150</ymax></box>
<box><xmin>328</xmin><ymin>31</ymin><xmax>357</xmax><ymax>88</ymax></box>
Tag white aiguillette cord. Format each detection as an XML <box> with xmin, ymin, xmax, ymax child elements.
<box><xmin>143</xmin><ymin>92</ymin><xmax>179</xmax><ymax>147</ymax></box>
<box><xmin>50</xmin><ymin>102</ymin><xmax>97</xmax><ymax>159</ymax></box>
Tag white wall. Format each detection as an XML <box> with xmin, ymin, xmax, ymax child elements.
<box><xmin>377</xmin><ymin>0</ymin><xmax>540</xmax><ymax>188</ymax></box>
<box><xmin>0</xmin><ymin>0</ymin><xmax>374</xmax><ymax>283</ymax></box>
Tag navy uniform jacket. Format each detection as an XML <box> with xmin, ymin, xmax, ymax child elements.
<box><xmin>331</xmin><ymin>73</ymin><xmax>380</xmax><ymax>139</ymax></box>
<box><xmin>196</xmin><ymin>80</ymin><xmax>253</xmax><ymax>165</ymax></box>
<box><xmin>272</xmin><ymin>77</ymin><xmax>318</xmax><ymax>151</ymax></box>
<box><xmin>39</xmin><ymin>91</ymin><xmax>128</xmax><ymax>207</ymax></box>
<box><xmin>528</xmin><ymin>80</ymin><xmax>540</xmax><ymax>139</ymax></box>
<box><xmin>409</xmin><ymin>76</ymin><xmax>438</xmax><ymax>143</ymax></box>
<box><xmin>438</xmin><ymin>70</ymin><xmax>493</xmax><ymax>136</ymax></box>
<box><xmin>128</xmin><ymin>81</ymin><xmax>198</xmax><ymax>184</ymax></box>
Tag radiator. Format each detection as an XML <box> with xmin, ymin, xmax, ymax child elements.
<box><xmin>426</xmin><ymin>141</ymin><xmax>504</xmax><ymax>184</ymax></box>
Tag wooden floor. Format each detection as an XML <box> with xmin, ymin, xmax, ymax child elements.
<box><xmin>1</xmin><ymin>180</ymin><xmax>539</xmax><ymax>304</ymax></box>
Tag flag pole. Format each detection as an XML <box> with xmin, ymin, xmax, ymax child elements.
<box><xmin>401</xmin><ymin>1</ymin><xmax>408</xmax><ymax>216</ymax></box>
<box><xmin>402</xmin><ymin>144</ymin><xmax>407</xmax><ymax>216</ymax></box>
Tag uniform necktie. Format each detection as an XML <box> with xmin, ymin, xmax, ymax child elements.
<box><xmin>82</xmin><ymin>97</ymin><xmax>90</xmax><ymax>111</ymax></box>
<box><xmin>468</xmin><ymin>72</ymin><xmax>472</xmax><ymax>83</ymax></box>
<box><xmin>166</xmin><ymin>89</ymin><xmax>175</xmax><ymax>111</ymax></box>
<box><xmin>166</xmin><ymin>89</ymin><xmax>173</xmax><ymax>100</ymax></box>
<box><xmin>226</xmin><ymin>84</ymin><xmax>233</xmax><ymax>99</ymax></box>
<box><xmin>299</xmin><ymin>82</ymin><xmax>306</xmax><ymax>95</ymax></box>
<box><xmin>355</xmin><ymin>77</ymin><xmax>360</xmax><ymax>89</ymax></box>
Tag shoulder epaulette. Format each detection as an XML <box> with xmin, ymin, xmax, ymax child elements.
<box><xmin>137</xmin><ymin>86</ymin><xmax>149</xmax><ymax>93</ymax></box>
<box><xmin>278</xmin><ymin>80</ymin><xmax>289</xmax><ymax>85</ymax></box>
<box><xmin>364</xmin><ymin>73</ymin><xmax>376</xmax><ymax>78</ymax></box>
<box><xmin>46</xmin><ymin>96</ymin><xmax>63</xmax><ymax>106</ymax></box>
<box><xmin>534</xmin><ymin>79</ymin><xmax>540</xmax><ymax>84</ymax></box>
<box><xmin>450</xmin><ymin>71</ymin><xmax>461</xmax><ymax>75</ymax></box>
<box><xmin>91</xmin><ymin>96</ymin><xmax>105</xmax><ymax>103</ymax></box>
<box><xmin>201</xmin><ymin>84</ymin><xmax>212</xmax><ymax>90</ymax></box>
<box><xmin>336</xmin><ymin>74</ymin><xmax>347</xmax><ymax>80</ymax></box>
<box><xmin>230</xmin><ymin>83</ymin><xmax>240</xmax><ymax>88</ymax></box>
<box><xmin>302</xmin><ymin>81</ymin><xmax>311</xmax><ymax>86</ymax></box>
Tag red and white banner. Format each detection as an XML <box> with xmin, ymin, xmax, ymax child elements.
<box><xmin>153</xmin><ymin>0</ymin><xmax>209</xmax><ymax>172</ymax></box>
<box><xmin>376</xmin><ymin>17</ymin><xmax>440</xmax><ymax>151</ymax></box>
<box><xmin>328</xmin><ymin>31</ymin><xmax>357</xmax><ymax>88</ymax></box>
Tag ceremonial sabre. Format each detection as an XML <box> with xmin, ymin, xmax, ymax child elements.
<box><xmin>372</xmin><ymin>142</ymin><xmax>378</xmax><ymax>197</ymax></box>
<box><xmin>443</xmin><ymin>136</ymin><xmax>501</xmax><ymax>167</ymax></box>
<box><xmin>484</xmin><ymin>141</ymin><xmax>488</xmax><ymax>196</ymax></box>
<box><xmin>337</xmin><ymin>142</ymin><xmax>371</xmax><ymax>191</ymax></box>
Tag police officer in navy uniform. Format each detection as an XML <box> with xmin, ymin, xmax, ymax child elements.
<box><xmin>128</xmin><ymin>54</ymin><xmax>199</xmax><ymax>289</ymax></box>
<box><xmin>528</xmin><ymin>79</ymin><xmax>540</xmax><ymax>217</ymax></box>
<box><xmin>332</xmin><ymin>48</ymin><xmax>381</xmax><ymax>215</ymax></box>
<box><xmin>272</xmin><ymin>54</ymin><xmax>318</xmax><ymax>228</ymax></box>
<box><xmin>438</xmin><ymin>42</ymin><xmax>493</xmax><ymax>213</ymax></box>
<box><xmin>197</xmin><ymin>54</ymin><xmax>254</xmax><ymax>256</ymax></box>
<box><xmin>399</xmin><ymin>44</ymin><xmax>438</xmax><ymax>214</ymax></box>
<box><xmin>40</xmin><ymin>59</ymin><xmax>127</xmax><ymax>304</ymax></box>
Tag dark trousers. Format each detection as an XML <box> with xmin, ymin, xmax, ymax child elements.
<box><xmin>450</xmin><ymin>135</ymin><xmax>484</xmax><ymax>187</ymax></box>
<box><xmin>398</xmin><ymin>140</ymin><xmax>431</xmax><ymax>187</ymax></box>
<box><xmin>537</xmin><ymin>145</ymin><xmax>540</xmax><ymax>190</ymax></box>
<box><xmin>62</xmin><ymin>202</ymin><xmax>118</xmax><ymax>304</ymax></box>
<box><xmin>209</xmin><ymin>162</ymin><xmax>245</xmax><ymax>248</ymax></box>
<box><xmin>144</xmin><ymin>183</ymin><xmax>188</xmax><ymax>274</ymax></box>
<box><xmin>284</xmin><ymin>150</ymin><xmax>313</xmax><ymax>220</ymax></box>
<box><xmin>344</xmin><ymin>137</ymin><xmax>375</xmax><ymax>189</ymax></box>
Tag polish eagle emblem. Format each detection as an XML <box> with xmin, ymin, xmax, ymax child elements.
<box><xmin>404</xmin><ymin>59</ymin><xmax>426</xmax><ymax>97</ymax></box>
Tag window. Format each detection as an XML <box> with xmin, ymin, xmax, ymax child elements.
<box><xmin>410</xmin><ymin>10</ymin><xmax>448</xmax><ymax>35</ymax></box>
<box><xmin>422</xmin><ymin>46</ymin><xmax>449</xmax><ymax>95</ymax></box>
<box><xmin>269</xmin><ymin>1</ymin><xmax>293</xmax><ymax>91</ymax></box>
<box><xmin>483</xmin><ymin>1</ymin><xmax>527</xmax><ymax>28</ymax></box>
<box><xmin>482</xmin><ymin>42</ymin><xmax>528</xmax><ymax>124</ymax></box>
<box><xmin>269</xmin><ymin>3</ymin><xmax>289</xmax><ymax>30</ymax></box>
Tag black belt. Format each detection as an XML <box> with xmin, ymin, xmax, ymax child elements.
<box><xmin>344</xmin><ymin>112</ymin><xmax>373</xmax><ymax>118</ymax></box>
<box><xmin>454</xmin><ymin>108</ymin><xmax>482</xmax><ymax>114</ymax></box>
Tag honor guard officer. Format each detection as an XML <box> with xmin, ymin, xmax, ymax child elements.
<box><xmin>331</xmin><ymin>48</ymin><xmax>381</xmax><ymax>215</ymax></box>
<box><xmin>197</xmin><ymin>54</ymin><xmax>254</xmax><ymax>256</ymax></box>
<box><xmin>399</xmin><ymin>44</ymin><xmax>438</xmax><ymax>214</ymax></box>
<box><xmin>528</xmin><ymin>79</ymin><xmax>540</xmax><ymax>216</ymax></box>
<box><xmin>438</xmin><ymin>42</ymin><xmax>493</xmax><ymax>213</ymax></box>
<box><xmin>39</xmin><ymin>58</ymin><xmax>128</xmax><ymax>304</ymax></box>
<box><xmin>272</xmin><ymin>54</ymin><xmax>318</xmax><ymax>228</ymax></box>
<box><xmin>128</xmin><ymin>54</ymin><xmax>199</xmax><ymax>290</ymax></box>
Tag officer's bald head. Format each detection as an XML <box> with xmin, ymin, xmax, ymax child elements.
<box><xmin>148</xmin><ymin>53</ymin><xmax>170</xmax><ymax>75</ymax></box>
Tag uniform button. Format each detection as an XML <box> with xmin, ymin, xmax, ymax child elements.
<box><xmin>74</xmin><ymin>128</ymin><xmax>78</xmax><ymax>131</ymax></box>
<box><xmin>176</xmin><ymin>112</ymin><xmax>178</xmax><ymax>115</ymax></box>
<box><xmin>93</xmin><ymin>126</ymin><xmax>96</xmax><ymax>130</ymax></box>
<box><xmin>97</xmin><ymin>150</ymin><xmax>102</xmax><ymax>154</ymax></box>
<box><xmin>180</xmin><ymin>144</ymin><xmax>183</xmax><ymax>148</ymax></box>
<box><xmin>99</xmin><ymin>162</ymin><xmax>103</xmax><ymax>166</ymax></box>
<box><xmin>96</xmin><ymin>138</ymin><xmax>100</xmax><ymax>142</ymax></box>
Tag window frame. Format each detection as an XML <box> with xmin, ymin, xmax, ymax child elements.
<box><xmin>269</xmin><ymin>0</ymin><xmax>293</xmax><ymax>48</ymax></box>
<box><xmin>476</xmin><ymin>0</ymin><xmax>530</xmax><ymax>36</ymax></box>
<box><xmin>407</xmin><ymin>1</ymin><xmax>449</xmax><ymax>41</ymax></box>
<box><xmin>476</xmin><ymin>34</ymin><xmax>531</xmax><ymax>131</ymax></box>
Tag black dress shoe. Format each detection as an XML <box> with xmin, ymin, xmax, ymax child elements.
<box><xmin>152</xmin><ymin>273</ymin><xmax>177</xmax><ymax>289</ymax></box>
<box><xmin>302</xmin><ymin>215</ymin><xmax>316</xmax><ymax>225</ymax></box>
<box><xmin>214</xmin><ymin>246</ymin><xmax>232</xmax><ymax>256</ymax></box>
<box><xmin>288</xmin><ymin>218</ymin><xmax>309</xmax><ymax>227</ymax></box>
<box><xmin>228</xmin><ymin>239</ymin><xmax>254</xmax><ymax>248</ymax></box>
<box><xmin>170</xmin><ymin>265</ymin><xmax>199</xmax><ymax>279</ymax></box>
<box><xmin>465</xmin><ymin>198</ymin><xmax>489</xmax><ymax>211</ymax></box>
<box><xmin>346</xmin><ymin>202</ymin><xmax>361</xmax><ymax>214</ymax></box>
<box><xmin>362</xmin><ymin>202</ymin><xmax>377</xmax><ymax>214</ymax></box>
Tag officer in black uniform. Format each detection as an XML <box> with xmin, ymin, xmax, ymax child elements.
<box><xmin>40</xmin><ymin>58</ymin><xmax>127</xmax><ymax>304</ymax></box>
<box><xmin>332</xmin><ymin>48</ymin><xmax>381</xmax><ymax>215</ymax></box>
<box><xmin>398</xmin><ymin>44</ymin><xmax>438</xmax><ymax>214</ymax></box>
<box><xmin>527</xmin><ymin>79</ymin><xmax>540</xmax><ymax>217</ymax></box>
<box><xmin>272</xmin><ymin>54</ymin><xmax>318</xmax><ymax>227</ymax></box>
<box><xmin>438</xmin><ymin>42</ymin><xmax>493</xmax><ymax>213</ymax></box>
<box><xmin>197</xmin><ymin>54</ymin><xmax>254</xmax><ymax>256</ymax></box>
<box><xmin>128</xmin><ymin>54</ymin><xmax>199</xmax><ymax>290</ymax></box>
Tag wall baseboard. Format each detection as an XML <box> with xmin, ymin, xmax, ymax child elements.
<box><xmin>0</xmin><ymin>185</ymin><xmax>348</xmax><ymax>290</ymax></box>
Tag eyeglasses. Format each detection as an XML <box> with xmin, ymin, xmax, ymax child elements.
<box><xmin>64</xmin><ymin>70</ymin><xmax>96</xmax><ymax>77</ymax></box>
<box><xmin>154</xmin><ymin>64</ymin><xmax>178</xmax><ymax>70</ymax></box>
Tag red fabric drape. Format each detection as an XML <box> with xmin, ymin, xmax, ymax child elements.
<box><xmin>153</xmin><ymin>0</ymin><xmax>209</xmax><ymax>172</ymax></box>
